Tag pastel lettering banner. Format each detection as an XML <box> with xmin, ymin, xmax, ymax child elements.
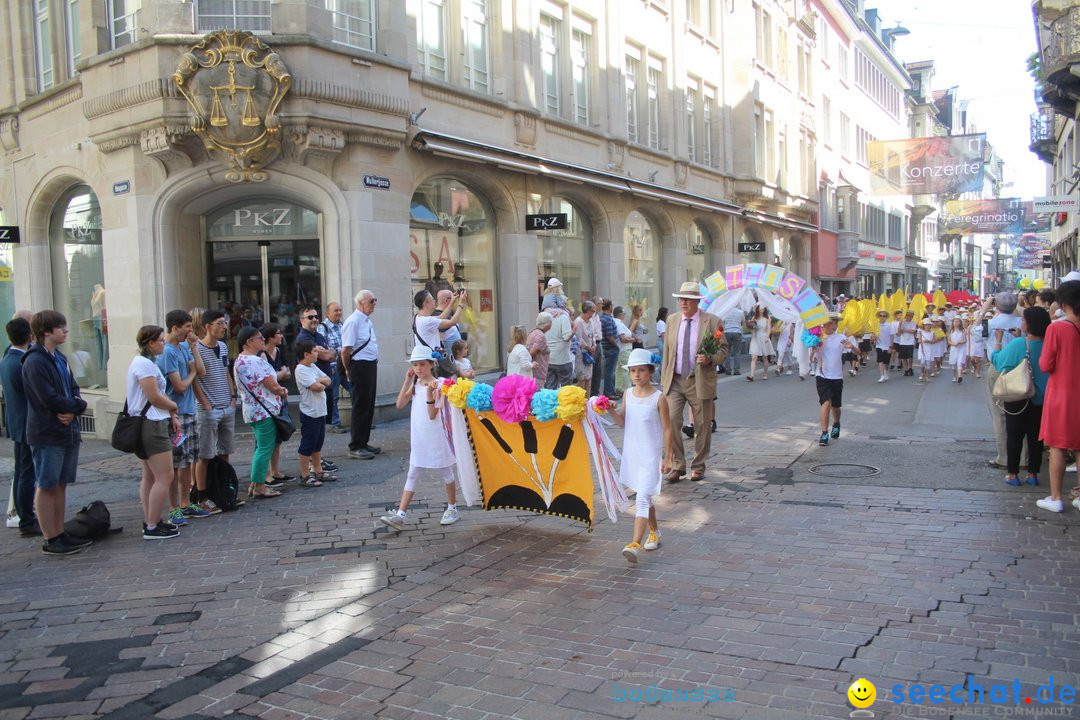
<box><xmin>868</xmin><ymin>133</ymin><xmax>985</xmax><ymax>195</ymax></box>
<box><xmin>744</xmin><ymin>263</ymin><xmax>765</xmax><ymax>288</ymax></box>
<box><xmin>760</xmin><ymin>264</ymin><xmax>785</xmax><ymax>292</ymax></box>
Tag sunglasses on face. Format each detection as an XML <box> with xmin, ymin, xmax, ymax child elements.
<box><xmin>303</xmin><ymin>314</ymin><xmax>318</xmax><ymax>320</ymax></box>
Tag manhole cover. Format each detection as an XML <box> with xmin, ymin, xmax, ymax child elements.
<box><xmin>807</xmin><ymin>463</ymin><xmax>881</xmax><ymax>478</ymax></box>
<box><xmin>264</xmin><ymin>589</ymin><xmax>309</xmax><ymax>602</ymax></box>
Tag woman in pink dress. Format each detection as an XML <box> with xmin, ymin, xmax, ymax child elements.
<box><xmin>1036</xmin><ymin>280</ymin><xmax>1080</xmax><ymax>513</ymax></box>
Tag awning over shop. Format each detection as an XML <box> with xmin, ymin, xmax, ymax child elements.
<box><xmin>411</xmin><ymin>130</ymin><xmax>818</xmax><ymax>235</ymax></box>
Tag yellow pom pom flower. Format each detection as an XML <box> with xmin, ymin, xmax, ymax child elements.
<box><xmin>445</xmin><ymin>378</ymin><xmax>475</xmax><ymax>409</ymax></box>
<box><xmin>555</xmin><ymin>385</ymin><xmax>587</xmax><ymax>421</ymax></box>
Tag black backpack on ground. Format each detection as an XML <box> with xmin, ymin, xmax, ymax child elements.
<box><xmin>203</xmin><ymin>456</ymin><xmax>240</xmax><ymax>512</ymax></box>
<box><xmin>64</xmin><ymin>500</ymin><xmax>122</xmax><ymax>540</ymax></box>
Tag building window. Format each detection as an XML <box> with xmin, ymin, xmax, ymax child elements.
<box><xmin>765</xmin><ymin>110</ymin><xmax>775</xmax><ymax>182</ymax></box>
<box><xmin>777</xmin><ymin>124</ymin><xmax>787</xmax><ymax>188</ymax></box>
<box><xmin>854</xmin><ymin>48</ymin><xmax>902</xmax><ymax>118</ymax></box>
<box><xmin>410</xmin><ymin>178</ymin><xmax>499</xmax><ymax>372</ymax></box>
<box><xmin>331</xmin><ymin>0</ymin><xmax>376</xmax><ymax>51</ymax></box>
<box><xmin>797</xmin><ymin>40</ymin><xmax>812</xmax><ymax>96</ymax></box>
<box><xmin>107</xmin><ymin>0</ymin><xmax>137</xmax><ymax>49</ymax></box>
<box><xmin>461</xmin><ymin>0</ymin><xmax>489</xmax><ymax>91</ymax></box>
<box><xmin>686</xmin><ymin>83</ymin><xmax>698</xmax><ymax>161</ymax></box>
<box><xmin>686</xmin><ymin>222</ymin><xmax>710</xmax><ymax>283</ymax></box>
<box><xmin>417</xmin><ymin>0</ymin><xmax>447</xmax><ymax>80</ymax></box>
<box><xmin>625</xmin><ymin>210</ymin><xmax>659</xmax><ymax>314</ymax></box>
<box><xmin>686</xmin><ymin>0</ymin><xmax>714</xmax><ymax>35</ymax></box>
<box><xmin>888</xmin><ymin>213</ymin><xmax>904</xmax><ymax>250</ymax></box>
<box><xmin>625</xmin><ymin>51</ymin><xmax>640</xmax><ymax>143</ymax></box>
<box><xmin>702</xmin><ymin>86</ymin><xmax>716</xmax><ymax>167</ymax></box>
<box><xmin>65</xmin><ymin>0</ymin><xmax>80</xmax><ymax>74</ymax></box>
<box><xmin>754</xmin><ymin>103</ymin><xmax>764</xmax><ymax>177</ymax></box>
<box><xmin>839</xmin><ymin>112</ymin><xmax>850</xmax><ymax>158</ymax></box>
<box><xmin>838</xmin><ymin>44</ymin><xmax>849</xmax><ymax>84</ymax></box>
<box><xmin>855</xmin><ymin>126</ymin><xmax>875</xmax><ymax>166</ymax></box>
<box><xmin>539</xmin><ymin>13</ymin><xmax>561</xmax><ymax>115</ymax></box>
<box><xmin>800</xmin><ymin>129</ymin><xmax>813</xmax><ymax>195</ymax></box>
<box><xmin>195</xmin><ymin>0</ymin><xmax>272</xmax><ymax>32</ymax></box>
<box><xmin>35</xmin><ymin>0</ymin><xmax>53</xmax><ymax>90</ymax></box>
<box><xmin>50</xmin><ymin>186</ymin><xmax>108</xmax><ymax>389</ymax></box>
<box><xmin>777</xmin><ymin>26</ymin><xmax>789</xmax><ymax>80</ymax></box>
<box><xmin>531</xmin><ymin>195</ymin><xmax>594</xmax><ymax>306</ymax></box>
<box><xmin>570</xmin><ymin>26</ymin><xmax>590</xmax><ymax>124</ymax></box>
<box><xmin>822</xmin><ymin>96</ymin><xmax>831</xmax><ymax>146</ymax></box>
<box><xmin>647</xmin><ymin>59</ymin><xmax>663</xmax><ymax>150</ymax></box>
<box><xmin>754</xmin><ymin>3</ymin><xmax>772</xmax><ymax>69</ymax></box>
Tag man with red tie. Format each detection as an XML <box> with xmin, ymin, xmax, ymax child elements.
<box><xmin>660</xmin><ymin>282</ymin><xmax>728</xmax><ymax>483</ymax></box>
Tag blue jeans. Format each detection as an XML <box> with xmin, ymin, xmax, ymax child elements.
<box><xmin>12</xmin><ymin>441</ymin><xmax>37</xmax><ymax>528</ymax></box>
<box><xmin>31</xmin><ymin>444</ymin><xmax>80</xmax><ymax>490</ymax></box>
<box><xmin>326</xmin><ymin>363</ymin><xmax>348</xmax><ymax>426</ymax></box>
<box><xmin>725</xmin><ymin>332</ymin><xmax>743</xmax><ymax>373</ymax></box>
<box><xmin>602</xmin><ymin>345</ymin><xmax>619</xmax><ymax>396</ymax></box>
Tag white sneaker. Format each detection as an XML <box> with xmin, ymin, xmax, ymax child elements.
<box><xmin>622</xmin><ymin>543</ymin><xmax>641</xmax><ymax>563</ymax></box>
<box><xmin>380</xmin><ymin>512</ymin><xmax>406</xmax><ymax>531</ymax></box>
<box><xmin>440</xmin><ymin>506</ymin><xmax>459</xmax><ymax>525</ymax></box>
<box><xmin>1072</xmin><ymin>497</ymin><xmax>1080</xmax><ymax>511</ymax></box>
<box><xmin>877</xmin><ymin>376</ymin><xmax>885</xmax><ymax>383</ymax></box>
<box><xmin>785</xmin><ymin>370</ymin><xmax>792</xmax><ymax>375</ymax></box>
<box><xmin>643</xmin><ymin>530</ymin><xmax>661</xmax><ymax>550</ymax></box>
<box><xmin>1036</xmin><ymin>497</ymin><xmax>1065</xmax><ymax>513</ymax></box>
<box><xmin>1067</xmin><ymin>463</ymin><xmax>1078</xmax><ymax>473</ymax></box>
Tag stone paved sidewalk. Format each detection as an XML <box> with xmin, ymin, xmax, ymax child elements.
<box><xmin>1</xmin><ymin>407</ymin><xmax>1078</xmax><ymax>720</ymax></box>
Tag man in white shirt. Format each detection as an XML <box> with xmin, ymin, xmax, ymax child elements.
<box><xmin>814</xmin><ymin>313</ymin><xmax>860</xmax><ymax>447</ymax></box>
<box><xmin>897</xmin><ymin>310</ymin><xmax>917</xmax><ymax>376</ymax></box>
<box><xmin>341</xmin><ymin>290</ymin><xmax>380</xmax><ymax>460</ymax></box>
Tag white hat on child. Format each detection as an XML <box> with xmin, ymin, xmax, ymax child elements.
<box><xmin>623</xmin><ymin>348</ymin><xmax>656</xmax><ymax>369</ymax></box>
<box><xmin>409</xmin><ymin>345</ymin><xmax>435</xmax><ymax>363</ymax></box>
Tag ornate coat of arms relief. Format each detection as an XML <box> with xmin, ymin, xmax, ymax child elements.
<box><xmin>173</xmin><ymin>31</ymin><xmax>291</xmax><ymax>182</ymax></box>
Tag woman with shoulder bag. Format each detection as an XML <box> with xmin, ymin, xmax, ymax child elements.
<box><xmin>257</xmin><ymin>323</ymin><xmax>293</xmax><ymax>486</ymax></box>
<box><xmin>234</xmin><ymin>327</ymin><xmax>289</xmax><ymax>499</ymax></box>
<box><xmin>1034</xmin><ymin>280</ymin><xmax>1080</xmax><ymax>513</ymax></box>
<box><xmin>991</xmin><ymin>307</ymin><xmax>1050</xmax><ymax>490</ymax></box>
<box><xmin>127</xmin><ymin>326</ymin><xmax>181</xmax><ymax>540</ymax></box>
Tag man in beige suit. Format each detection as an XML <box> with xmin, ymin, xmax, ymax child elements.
<box><xmin>661</xmin><ymin>281</ymin><xmax>728</xmax><ymax>482</ymax></box>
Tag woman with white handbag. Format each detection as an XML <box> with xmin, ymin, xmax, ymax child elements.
<box><xmin>991</xmin><ymin>307</ymin><xmax>1051</xmax><ymax>490</ymax></box>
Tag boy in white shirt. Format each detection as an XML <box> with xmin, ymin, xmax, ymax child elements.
<box><xmin>813</xmin><ymin>313</ymin><xmax>860</xmax><ymax>447</ymax></box>
<box><xmin>873</xmin><ymin>310</ymin><xmax>894</xmax><ymax>383</ymax></box>
<box><xmin>294</xmin><ymin>340</ymin><xmax>332</xmax><ymax>487</ymax></box>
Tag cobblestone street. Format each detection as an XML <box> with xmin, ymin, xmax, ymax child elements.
<box><xmin>1</xmin><ymin>372</ymin><xmax>1078</xmax><ymax>720</ymax></box>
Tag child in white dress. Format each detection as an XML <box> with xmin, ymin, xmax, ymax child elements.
<box><xmin>947</xmin><ymin>318</ymin><xmax>968</xmax><ymax>384</ymax></box>
<box><xmin>452</xmin><ymin>339</ymin><xmax>475</xmax><ymax>379</ymax></box>
<box><xmin>380</xmin><ymin>345</ymin><xmax>460</xmax><ymax>531</ymax></box>
<box><xmin>610</xmin><ymin>348</ymin><xmax>672</xmax><ymax>563</ymax></box>
<box><xmin>917</xmin><ymin>319</ymin><xmax>935</xmax><ymax>382</ymax></box>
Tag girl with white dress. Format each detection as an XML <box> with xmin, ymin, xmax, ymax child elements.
<box><xmin>967</xmin><ymin>313</ymin><xmax>988</xmax><ymax>378</ymax></box>
<box><xmin>947</xmin><ymin>318</ymin><xmax>968</xmax><ymax>384</ymax></box>
<box><xmin>610</xmin><ymin>349</ymin><xmax>672</xmax><ymax>564</ymax></box>
<box><xmin>747</xmin><ymin>307</ymin><xmax>775</xmax><ymax>381</ymax></box>
<box><xmin>917</xmin><ymin>320</ymin><xmax>936</xmax><ymax>382</ymax></box>
<box><xmin>381</xmin><ymin>345</ymin><xmax>460</xmax><ymax>531</ymax></box>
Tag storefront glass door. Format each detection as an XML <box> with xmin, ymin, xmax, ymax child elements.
<box><xmin>207</xmin><ymin>238</ymin><xmax>321</xmax><ymax>363</ymax></box>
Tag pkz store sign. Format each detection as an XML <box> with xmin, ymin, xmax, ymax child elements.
<box><xmin>232</xmin><ymin>207</ymin><xmax>292</xmax><ymax>234</ymax></box>
<box><xmin>0</xmin><ymin>226</ymin><xmax>19</xmax><ymax>243</ymax></box>
<box><xmin>526</xmin><ymin>213</ymin><xmax>568</xmax><ymax>230</ymax></box>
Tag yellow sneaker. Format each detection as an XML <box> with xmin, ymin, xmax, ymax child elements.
<box><xmin>622</xmin><ymin>542</ymin><xmax>641</xmax><ymax>563</ymax></box>
<box><xmin>643</xmin><ymin>530</ymin><xmax>661</xmax><ymax>551</ymax></box>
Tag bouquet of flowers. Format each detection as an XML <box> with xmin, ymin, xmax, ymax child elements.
<box><xmin>699</xmin><ymin>328</ymin><xmax>726</xmax><ymax>358</ymax></box>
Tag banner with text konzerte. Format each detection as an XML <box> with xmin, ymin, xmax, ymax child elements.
<box><xmin>941</xmin><ymin>198</ymin><xmax>1025</xmax><ymax>234</ymax></box>
<box><xmin>868</xmin><ymin>133</ymin><xmax>986</xmax><ymax>195</ymax></box>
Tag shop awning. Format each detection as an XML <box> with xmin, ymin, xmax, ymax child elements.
<box><xmin>411</xmin><ymin>131</ymin><xmax>818</xmax><ymax>235</ymax></box>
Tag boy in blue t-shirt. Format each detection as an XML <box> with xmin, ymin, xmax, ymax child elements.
<box><xmin>157</xmin><ymin>310</ymin><xmax>208</xmax><ymax>523</ymax></box>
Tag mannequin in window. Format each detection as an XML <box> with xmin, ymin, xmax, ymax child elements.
<box><xmin>425</xmin><ymin>262</ymin><xmax>452</xmax><ymax>298</ymax></box>
<box><xmin>90</xmin><ymin>284</ymin><xmax>108</xmax><ymax>371</ymax></box>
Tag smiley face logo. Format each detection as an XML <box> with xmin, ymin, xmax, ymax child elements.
<box><xmin>847</xmin><ymin>679</ymin><xmax>877</xmax><ymax>708</ymax></box>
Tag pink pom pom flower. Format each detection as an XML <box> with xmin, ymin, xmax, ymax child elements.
<box><xmin>492</xmin><ymin>375</ymin><xmax>538</xmax><ymax>424</ymax></box>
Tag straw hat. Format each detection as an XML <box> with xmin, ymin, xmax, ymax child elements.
<box><xmin>826</xmin><ymin>312</ymin><xmax>842</xmax><ymax>322</ymax></box>
<box><xmin>921</xmin><ymin>318</ymin><xmax>932</xmax><ymax>325</ymax></box>
<box><xmin>671</xmin><ymin>281</ymin><xmax>704</xmax><ymax>299</ymax></box>
<box><xmin>409</xmin><ymin>345</ymin><xmax>435</xmax><ymax>363</ymax></box>
<box><xmin>623</xmin><ymin>348</ymin><xmax>655</xmax><ymax>369</ymax></box>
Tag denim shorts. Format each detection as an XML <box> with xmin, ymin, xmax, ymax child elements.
<box><xmin>197</xmin><ymin>406</ymin><xmax>235</xmax><ymax>459</ymax></box>
<box><xmin>31</xmin><ymin>444</ymin><xmax>79</xmax><ymax>490</ymax></box>
<box><xmin>298</xmin><ymin>412</ymin><xmax>326</xmax><ymax>457</ymax></box>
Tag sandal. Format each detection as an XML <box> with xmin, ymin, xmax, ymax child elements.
<box><xmin>746</xmin><ymin>376</ymin><xmax>754</xmax><ymax>382</ymax></box>
<box><xmin>271</xmin><ymin>474</ymin><xmax>294</xmax><ymax>483</ymax></box>
<box><xmin>316</xmin><ymin>471</ymin><xmax>338</xmax><ymax>483</ymax></box>
<box><xmin>300</xmin><ymin>474</ymin><xmax>323</xmax><ymax>488</ymax></box>
<box><xmin>1069</xmin><ymin>487</ymin><xmax>1080</xmax><ymax>501</ymax></box>
<box><xmin>251</xmin><ymin>486</ymin><xmax>282</xmax><ymax>498</ymax></box>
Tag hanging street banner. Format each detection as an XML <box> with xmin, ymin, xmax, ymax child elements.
<box><xmin>941</xmin><ymin>198</ymin><xmax>1025</xmax><ymax>234</ymax></box>
<box><xmin>1031</xmin><ymin>195</ymin><xmax>1078</xmax><ymax>213</ymax></box>
<box><xmin>1021</xmin><ymin>201</ymin><xmax>1052</xmax><ymax>233</ymax></box>
<box><xmin>1010</xmin><ymin>234</ymin><xmax>1052</xmax><ymax>270</ymax></box>
<box><xmin>868</xmin><ymin>133</ymin><xmax>986</xmax><ymax>195</ymax></box>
